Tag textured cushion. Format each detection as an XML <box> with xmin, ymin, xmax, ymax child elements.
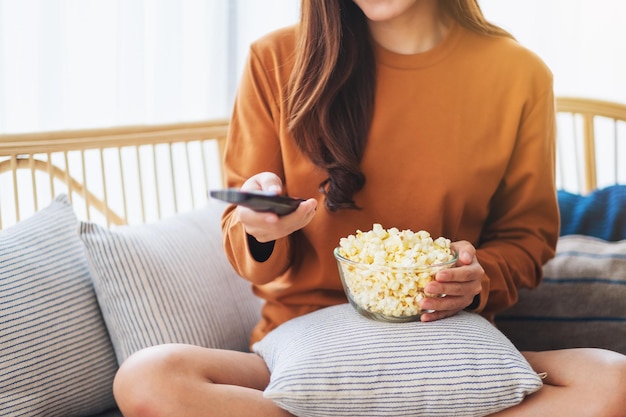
<box><xmin>79</xmin><ymin>202</ymin><xmax>262</xmax><ymax>364</ymax></box>
<box><xmin>496</xmin><ymin>235</ymin><xmax>626</xmax><ymax>355</ymax></box>
<box><xmin>253</xmin><ymin>304</ymin><xmax>542</xmax><ymax>417</ymax></box>
<box><xmin>0</xmin><ymin>195</ymin><xmax>118</xmax><ymax>417</ymax></box>
<box><xmin>558</xmin><ymin>185</ymin><xmax>626</xmax><ymax>241</ymax></box>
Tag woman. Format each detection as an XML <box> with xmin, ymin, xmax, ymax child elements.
<box><xmin>113</xmin><ymin>1</ymin><xmax>626</xmax><ymax>416</ymax></box>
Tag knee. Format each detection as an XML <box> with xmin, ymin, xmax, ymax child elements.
<box><xmin>591</xmin><ymin>350</ymin><xmax>626</xmax><ymax>417</ymax></box>
<box><xmin>113</xmin><ymin>344</ymin><xmax>186</xmax><ymax>417</ymax></box>
<box><xmin>606</xmin><ymin>353</ymin><xmax>626</xmax><ymax>417</ymax></box>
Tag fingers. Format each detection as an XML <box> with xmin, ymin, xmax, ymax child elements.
<box><xmin>425</xmin><ymin>279</ymin><xmax>473</xmax><ymax>297</ymax></box>
<box><xmin>239</xmin><ymin>197</ymin><xmax>317</xmax><ymax>243</ymax></box>
<box><xmin>424</xmin><ymin>265</ymin><xmax>482</xmax><ymax>297</ymax></box>
<box><xmin>236</xmin><ymin>172</ymin><xmax>318</xmax><ymax>242</ymax></box>
<box><xmin>240</xmin><ymin>172</ymin><xmax>283</xmax><ymax>193</ymax></box>
<box><xmin>420</xmin><ymin>309</ymin><xmax>457</xmax><ymax>322</ymax></box>
<box><xmin>420</xmin><ymin>240</ymin><xmax>484</xmax><ymax>322</ymax></box>
<box><xmin>420</xmin><ymin>293</ymin><xmax>465</xmax><ymax>321</ymax></box>
<box><xmin>451</xmin><ymin>240</ymin><xmax>476</xmax><ymax>266</ymax></box>
<box><xmin>420</xmin><ymin>274</ymin><xmax>481</xmax><ymax>314</ymax></box>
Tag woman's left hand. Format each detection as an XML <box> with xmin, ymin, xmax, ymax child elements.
<box><xmin>419</xmin><ymin>240</ymin><xmax>484</xmax><ymax>322</ymax></box>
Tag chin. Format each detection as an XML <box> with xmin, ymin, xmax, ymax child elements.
<box><xmin>352</xmin><ymin>0</ymin><xmax>419</xmax><ymax>22</ymax></box>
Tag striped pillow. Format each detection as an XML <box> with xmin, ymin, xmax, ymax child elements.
<box><xmin>79</xmin><ymin>202</ymin><xmax>262</xmax><ymax>364</ymax></box>
<box><xmin>0</xmin><ymin>195</ymin><xmax>118</xmax><ymax>417</ymax></box>
<box><xmin>253</xmin><ymin>304</ymin><xmax>542</xmax><ymax>417</ymax></box>
<box><xmin>496</xmin><ymin>235</ymin><xmax>626</xmax><ymax>355</ymax></box>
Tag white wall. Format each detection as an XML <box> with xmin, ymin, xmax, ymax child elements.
<box><xmin>0</xmin><ymin>0</ymin><xmax>300</xmax><ymax>134</ymax></box>
<box><xmin>233</xmin><ymin>0</ymin><xmax>300</xmax><ymax>94</ymax></box>
<box><xmin>480</xmin><ymin>0</ymin><xmax>626</xmax><ymax>103</ymax></box>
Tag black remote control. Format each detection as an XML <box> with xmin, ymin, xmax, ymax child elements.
<box><xmin>209</xmin><ymin>189</ymin><xmax>305</xmax><ymax>216</ymax></box>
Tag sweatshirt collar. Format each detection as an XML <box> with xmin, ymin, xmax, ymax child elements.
<box><xmin>374</xmin><ymin>22</ymin><xmax>462</xmax><ymax>69</ymax></box>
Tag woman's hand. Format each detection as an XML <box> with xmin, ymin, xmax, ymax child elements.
<box><xmin>236</xmin><ymin>172</ymin><xmax>317</xmax><ymax>243</ymax></box>
<box><xmin>419</xmin><ymin>240</ymin><xmax>484</xmax><ymax>322</ymax></box>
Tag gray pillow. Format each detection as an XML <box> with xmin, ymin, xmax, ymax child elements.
<box><xmin>496</xmin><ymin>235</ymin><xmax>626</xmax><ymax>354</ymax></box>
<box><xmin>254</xmin><ymin>304</ymin><xmax>543</xmax><ymax>417</ymax></box>
<box><xmin>0</xmin><ymin>195</ymin><xmax>118</xmax><ymax>417</ymax></box>
<box><xmin>79</xmin><ymin>202</ymin><xmax>262</xmax><ymax>364</ymax></box>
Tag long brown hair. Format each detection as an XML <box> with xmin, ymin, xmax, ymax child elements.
<box><xmin>287</xmin><ymin>0</ymin><xmax>512</xmax><ymax>211</ymax></box>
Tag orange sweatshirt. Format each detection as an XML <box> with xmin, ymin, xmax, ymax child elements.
<box><xmin>222</xmin><ymin>23</ymin><xmax>559</xmax><ymax>345</ymax></box>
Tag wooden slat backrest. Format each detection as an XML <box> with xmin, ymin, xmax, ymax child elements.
<box><xmin>0</xmin><ymin>119</ymin><xmax>229</xmax><ymax>229</ymax></box>
<box><xmin>555</xmin><ymin>97</ymin><xmax>626</xmax><ymax>194</ymax></box>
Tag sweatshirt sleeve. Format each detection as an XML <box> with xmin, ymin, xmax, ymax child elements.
<box><xmin>220</xmin><ymin>45</ymin><xmax>294</xmax><ymax>285</ymax></box>
<box><xmin>474</xmin><ymin>86</ymin><xmax>560</xmax><ymax>319</ymax></box>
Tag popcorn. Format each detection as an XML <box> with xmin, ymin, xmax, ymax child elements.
<box><xmin>336</xmin><ymin>224</ymin><xmax>455</xmax><ymax>319</ymax></box>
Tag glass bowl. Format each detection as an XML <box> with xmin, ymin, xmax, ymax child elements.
<box><xmin>334</xmin><ymin>247</ymin><xmax>458</xmax><ymax>322</ymax></box>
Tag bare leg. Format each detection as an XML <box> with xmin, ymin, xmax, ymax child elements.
<box><xmin>113</xmin><ymin>343</ymin><xmax>293</xmax><ymax>417</ymax></box>
<box><xmin>488</xmin><ymin>348</ymin><xmax>626</xmax><ymax>417</ymax></box>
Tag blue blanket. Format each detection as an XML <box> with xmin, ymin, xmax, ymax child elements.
<box><xmin>558</xmin><ymin>185</ymin><xmax>626</xmax><ymax>241</ymax></box>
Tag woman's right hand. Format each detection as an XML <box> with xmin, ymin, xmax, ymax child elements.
<box><xmin>236</xmin><ymin>172</ymin><xmax>317</xmax><ymax>243</ymax></box>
